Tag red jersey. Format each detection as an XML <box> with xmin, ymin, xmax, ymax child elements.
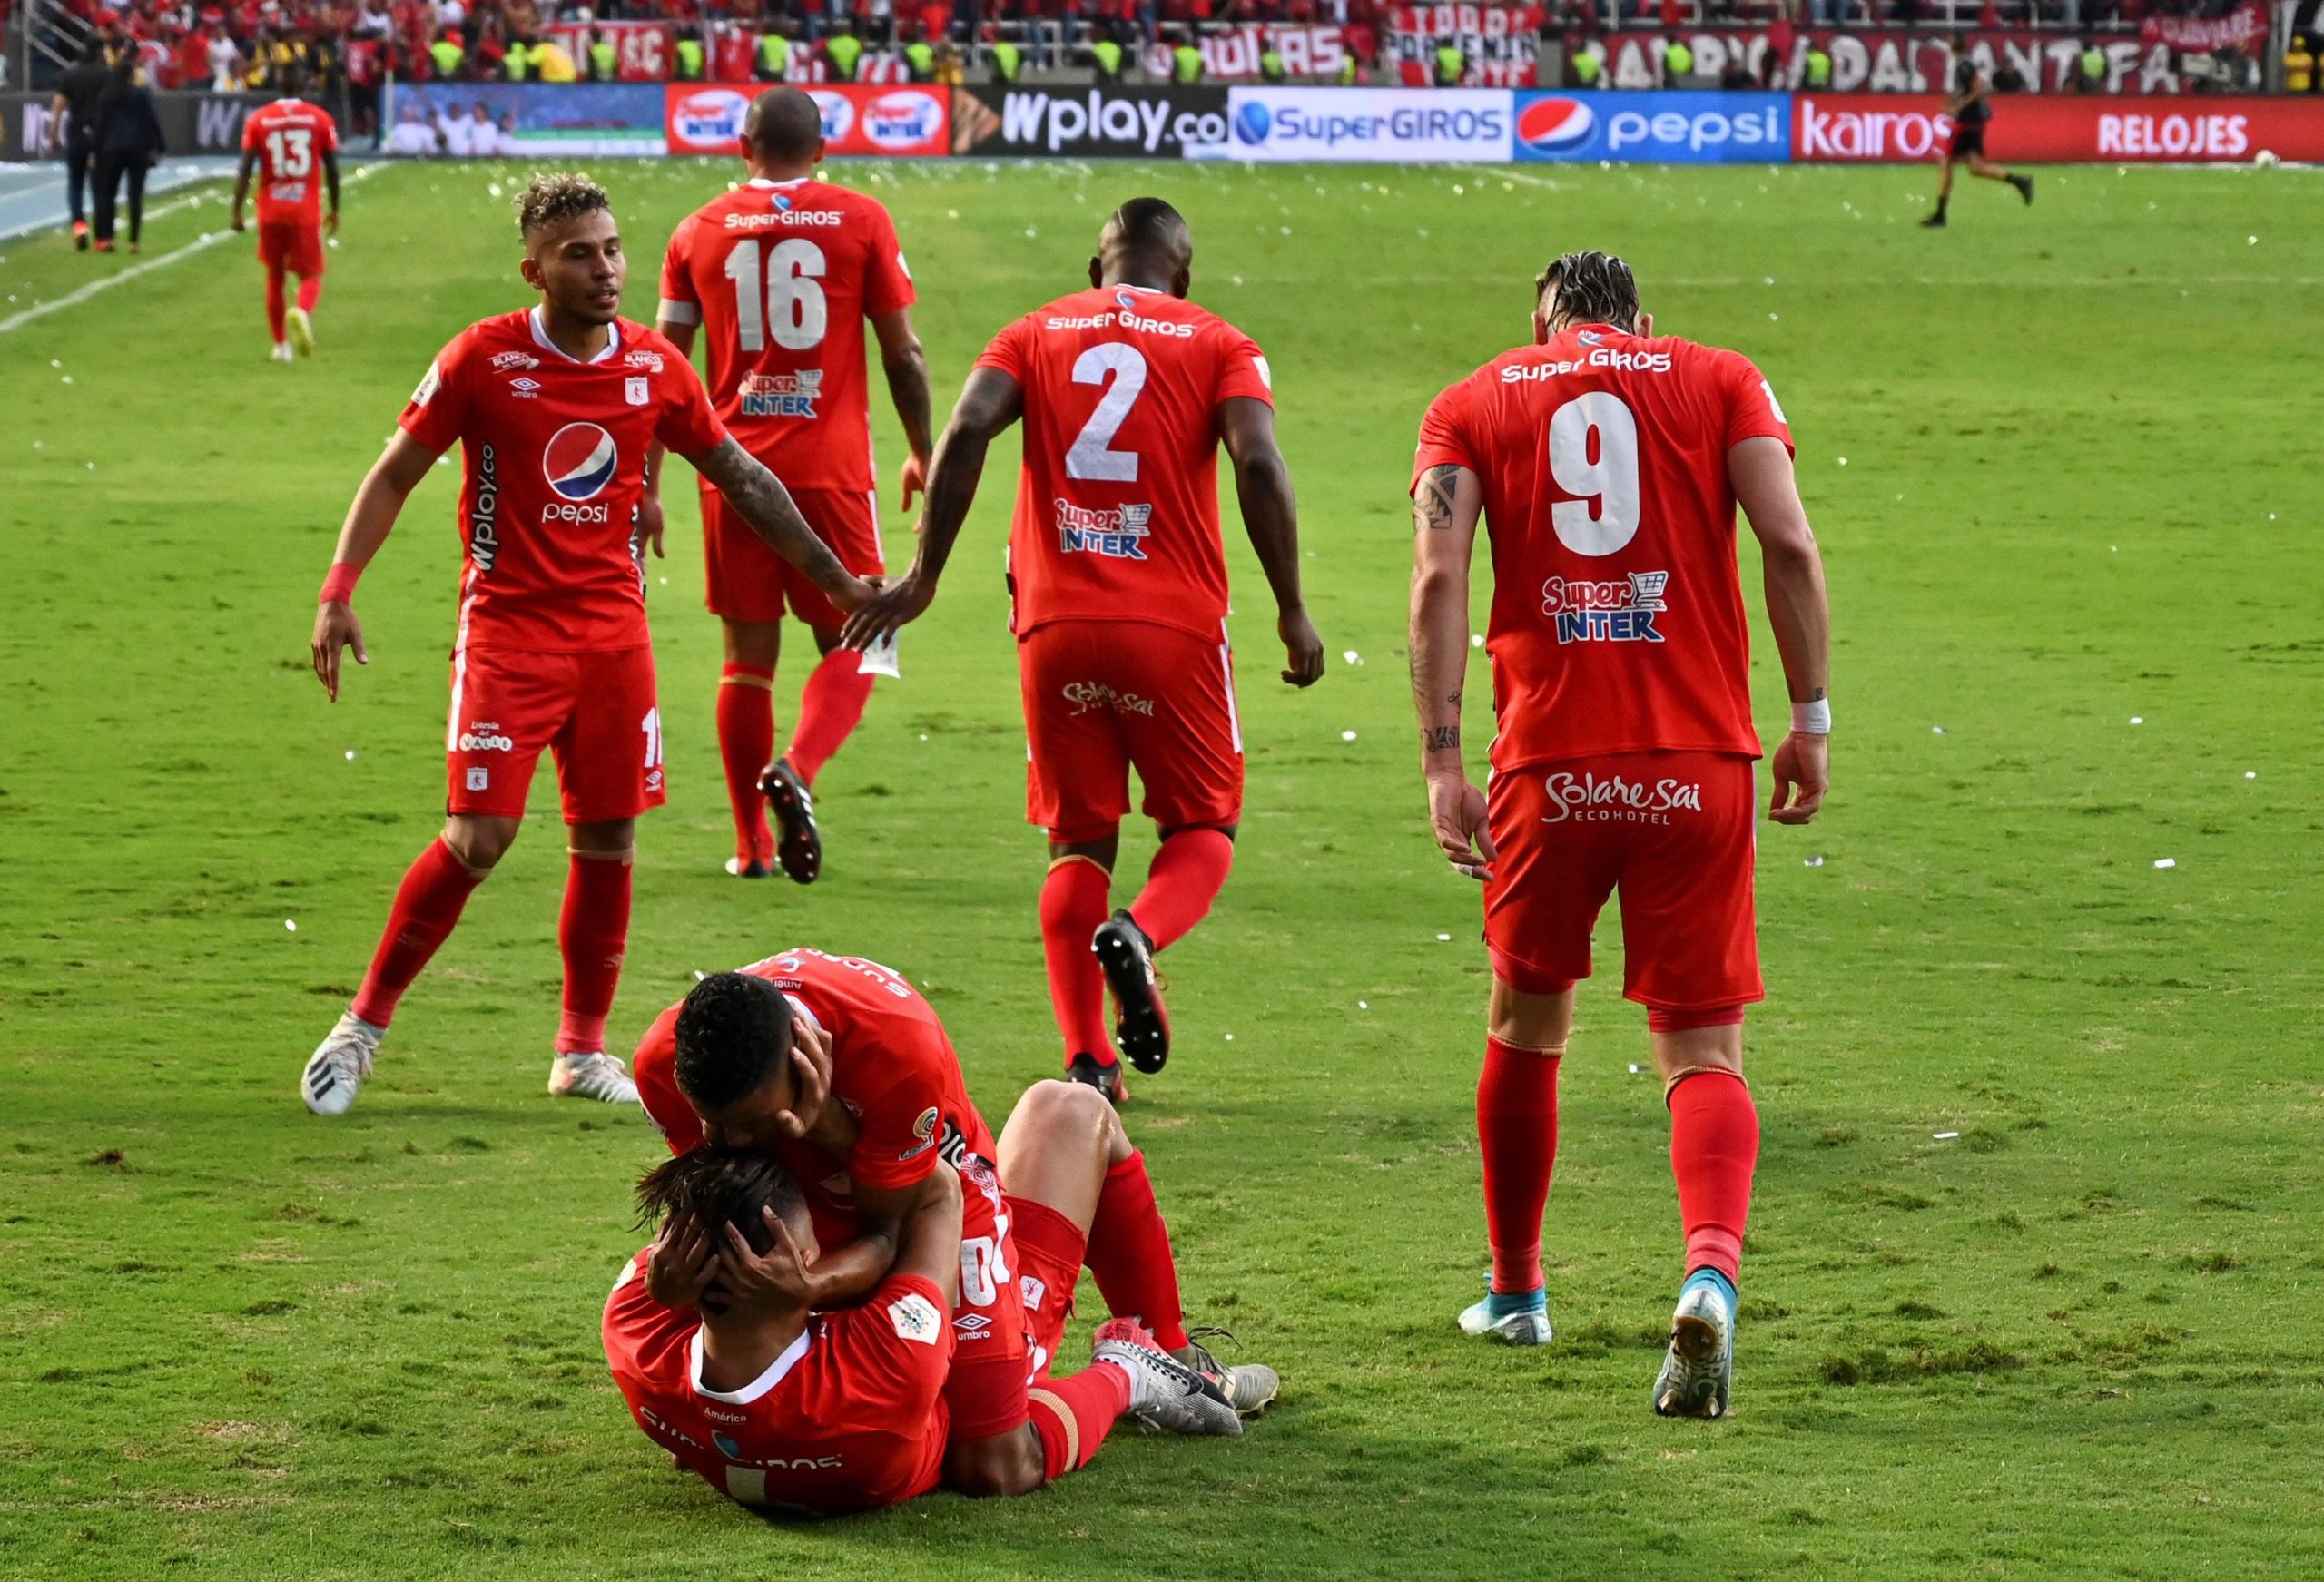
<box><xmin>635</xmin><ymin>949</ymin><xmax>1000</xmax><ymax>1241</ymax></box>
<box><xmin>1413</xmin><ymin>324</ymin><xmax>1793</xmax><ymax>770</ymax></box>
<box><xmin>656</xmin><ymin>177</ymin><xmax>915</xmax><ymax>494</ymax></box>
<box><xmin>240</xmin><ymin>98</ymin><xmax>339</xmax><ymax>226</ymax></box>
<box><xmin>399</xmin><ymin>310</ymin><xmax>727</xmax><ymax>653</ymax></box>
<box><xmin>602</xmin><ymin>1257</ymin><xmax>951</xmax><ymax>1516</ymax></box>
<box><xmin>974</xmin><ymin>285</ymin><xmax>1274</xmax><ymax>644</ymax></box>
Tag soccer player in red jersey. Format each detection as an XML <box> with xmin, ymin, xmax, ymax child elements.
<box><xmin>628</xmin><ymin>957</ymin><xmax>1273</xmax><ymax>1495</ymax></box>
<box><xmin>1406</xmin><ymin>251</ymin><xmax>1833</xmax><ymax>1418</ymax></box>
<box><xmin>647</xmin><ymin>89</ymin><xmax>932</xmax><ymax>883</ymax></box>
<box><xmin>842</xmin><ymin>199</ymin><xmax>1324</xmax><ymax>1103</ymax></box>
<box><xmin>603</xmin><ymin>1110</ymin><xmax>1242</xmax><ymax>1513</ymax></box>
<box><xmin>231</xmin><ymin>65</ymin><xmax>340</xmax><ymax>364</ymax></box>
<box><xmin>300</xmin><ymin>174</ymin><xmax>874</xmax><ymax>1119</ymax></box>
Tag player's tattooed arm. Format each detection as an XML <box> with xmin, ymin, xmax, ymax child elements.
<box><xmin>1219</xmin><ymin>397</ymin><xmax>1324</xmax><ymax>687</ymax></box>
<box><xmin>684</xmin><ymin>437</ymin><xmax>865</xmax><ymax>611</ymax></box>
<box><xmin>842</xmin><ymin>367</ymin><xmax>1023</xmax><ymax>650</ymax></box>
<box><xmin>871</xmin><ymin>309</ymin><xmax>934</xmax><ymax>509</ymax></box>
<box><xmin>1408</xmin><ymin>460</ymin><xmax>1493</xmax><ymax>878</ymax></box>
<box><xmin>1414</xmin><ymin>464</ymin><xmax>1465</xmax><ymax>533</ymax></box>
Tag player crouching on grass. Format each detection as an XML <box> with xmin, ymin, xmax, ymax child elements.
<box><xmin>629</xmin><ymin>960</ymin><xmax>1275</xmax><ymax>1497</ymax></box>
<box><xmin>604</xmin><ymin>1095</ymin><xmax>1252</xmax><ymax>1513</ymax></box>
<box><xmin>300</xmin><ymin>175</ymin><xmax>875</xmax><ymax>1117</ymax></box>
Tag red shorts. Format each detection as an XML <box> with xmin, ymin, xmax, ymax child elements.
<box><xmin>1483</xmin><ymin>750</ymin><xmax>1763</xmax><ymax>1014</ymax></box>
<box><xmin>942</xmin><ymin>1157</ymin><xmax>1035</xmax><ymax>1442</ymax></box>
<box><xmin>445</xmin><ymin>645</ymin><xmax>665</xmax><ymax>823</ymax></box>
<box><xmin>700</xmin><ymin>482</ymin><xmax>882</xmax><ymax>631</ymax></box>
<box><xmin>1007</xmin><ymin>1195</ymin><xmax>1087</xmax><ymax>1380</ymax></box>
<box><xmin>256</xmin><ymin>219</ymin><xmax>324</xmax><ymax>277</ymax></box>
<box><xmin>1019</xmin><ymin>618</ymin><xmax>1244</xmax><ymax>843</ymax></box>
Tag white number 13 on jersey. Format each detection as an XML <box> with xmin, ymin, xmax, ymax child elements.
<box><xmin>1547</xmin><ymin>392</ymin><xmax>1641</xmax><ymax>556</ymax></box>
<box><xmin>723</xmin><ymin>238</ymin><xmax>828</xmax><ymax>353</ymax></box>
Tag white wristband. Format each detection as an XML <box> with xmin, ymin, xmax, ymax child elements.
<box><xmin>1791</xmin><ymin>699</ymin><xmax>1831</xmax><ymax>736</ymax></box>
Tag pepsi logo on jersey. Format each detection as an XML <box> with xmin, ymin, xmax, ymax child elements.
<box><xmin>542</xmin><ymin>423</ymin><xmax>618</xmax><ymax>523</ymax></box>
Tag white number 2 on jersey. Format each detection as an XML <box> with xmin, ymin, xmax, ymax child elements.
<box><xmin>265</xmin><ymin>126</ymin><xmax>313</xmax><ymax>179</ymax></box>
<box><xmin>722</xmin><ymin>238</ymin><xmax>829</xmax><ymax>354</ymax></box>
<box><xmin>1064</xmin><ymin>342</ymin><xmax>1147</xmax><ymax>483</ymax></box>
<box><xmin>1547</xmin><ymin>392</ymin><xmax>1641</xmax><ymax>556</ymax></box>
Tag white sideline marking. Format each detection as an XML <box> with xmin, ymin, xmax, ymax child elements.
<box><xmin>0</xmin><ymin>229</ymin><xmax>230</xmax><ymax>334</ymax></box>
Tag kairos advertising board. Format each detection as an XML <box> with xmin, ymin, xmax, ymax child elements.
<box><xmin>1791</xmin><ymin>94</ymin><xmax>2324</xmax><ymax>163</ymax></box>
<box><xmin>1191</xmin><ymin>87</ymin><xmax>1512</xmax><ymax>163</ymax></box>
<box><xmin>950</xmin><ymin>85</ymin><xmax>1228</xmax><ymax>158</ymax></box>
<box><xmin>664</xmin><ymin>84</ymin><xmax>947</xmax><ymax>158</ymax></box>
<box><xmin>1513</xmin><ymin>92</ymin><xmax>1789</xmax><ymax>164</ymax></box>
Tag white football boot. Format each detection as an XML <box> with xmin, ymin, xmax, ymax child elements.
<box><xmin>1457</xmin><ymin>1279</ymin><xmax>1553</xmax><ymax>1345</ymax></box>
<box><xmin>1093</xmin><ymin>1318</ymin><xmax>1243</xmax><ymax>1437</ymax></box>
<box><xmin>547</xmin><ymin>1052</ymin><xmax>640</xmax><ymax>1105</ymax></box>
<box><xmin>302</xmin><ymin>1012</ymin><xmax>383</xmax><ymax>1116</ymax></box>
<box><xmin>286</xmin><ymin>306</ymin><xmax>316</xmax><ymax>358</ymax></box>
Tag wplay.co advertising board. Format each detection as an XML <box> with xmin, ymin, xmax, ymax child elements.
<box><xmin>664</xmin><ymin>84</ymin><xmax>947</xmax><ymax>158</ymax></box>
<box><xmin>1190</xmin><ymin>87</ymin><xmax>1512</xmax><ymax>163</ymax></box>
<box><xmin>1512</xmin><ymin>92</ymin><xmax>1790</xmax><ymax>164</ymax></box>
<box><xmin>950</xmin><ymin>85</ymin><xmax>1229</xmax><ymax>158</ymax></box>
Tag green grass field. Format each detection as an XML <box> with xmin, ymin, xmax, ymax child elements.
<box><xmin>3</xmin><ymin>154</ymin><xmax>2320</xmax><ymax>1581</ymax></box>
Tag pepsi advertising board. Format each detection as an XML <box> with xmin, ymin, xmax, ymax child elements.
<box><xmin>1513</xmin><ymin>92</ymin><xmax>1790</xmax><ymax>164</ymax></box>
<box><xmin>1192</xmin><ymin>87</ymin><xmax>1513</xmax><ymax>163</ymax></box>
<box><xmin>664</xmin><ymin>84</ymin><xmax>947</xmax><ymax>159</ymax></box>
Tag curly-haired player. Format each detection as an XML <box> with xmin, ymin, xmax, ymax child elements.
<box><xmin>298</xmin><ymin>174</ymin><xmax>877</xmax><ymax>1117</ymax></box>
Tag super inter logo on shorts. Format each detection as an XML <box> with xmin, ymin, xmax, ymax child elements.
<box><xmin>544</xmin><ymin>423</ymin><xmax>619</xmax><ymax>502</ymax></box>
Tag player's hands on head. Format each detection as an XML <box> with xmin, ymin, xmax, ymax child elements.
<box><xmin>714</xmin><ymin>1209</ymin><xmax>817</xmax><ymax>1311</ymax></box>
<box><xmin>769</xmin><ymin>1011</ymin><xmax>839</xmax><ymax>1146</ymax></box>
<box><xmin>644</xmin><ymin>1211</ymin><xmax>718</xmax><ymax>1309</ymax></box>
<box><xmin>839</xmin><ymin>572</ymin><xmax>934</xmax><ymax>652</ymax></box>
<box><xmin>1278</xmin><ymin>606</ymin><xmax>1324</xmax><ymax>687</ymax></box>
<box><xmin>1768</xmin><ymin>731</ymin><xmax>1828</xmax><ymax>825</ymax></box>
<box><xmin>1427</xmin><ymin>771</ymin><xmax>1496</xmax><ymax>881</ymax></box>
<box><xmin>310</xmin><ymin>602</ymin><xmax>368</xmax><ymax>702</ymax></box>
<box><xmin>898</xmin><ymin>453</ymin><xmax>927</xmax><ymax>513</ymax></box>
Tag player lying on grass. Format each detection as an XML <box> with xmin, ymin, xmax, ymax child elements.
<box><xmin>300</xmin><ymin>174</ymin><xmax>875</xmax><ymax>1119</ymax></box>
<box><xmin>841</xmin><ymin>197</ymin><xmax>1324</xmax><ymax>1105</ymax></box>
<box><xmin>604</xmin><ymin>1099</ymin><xmax>1245</xmax><ymax>1515</ymax></box>
<box><xmin>1409</xmin><ymin>250</ymin><xmax>1832</xmax><ymax>1419</ymax></box>
<box><xmin>631</xmin><ymin>958</ymin><xmax>1276</xmax><ymax>1495</ymax></box>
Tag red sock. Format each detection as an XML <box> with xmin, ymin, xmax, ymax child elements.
<box><xmin>1478</xmin><ymin>1036</ymin><xmax>1561</xmax><ymax>1294</ymax></box>
<box><xmin>716</xmin><ymin>662</ymin><xmax>776</xmax><ymax>863</ymax></box>
<box><xmin>295</xmin><ymin>274</ymin><xmax>321</xmax><ymax>315</ymax></box>
<box><xmin>1085</xmin><ymin>1150</ymin><xmax>1188</xmax><ymax>1351</ymax></box>
<box><xmin>350</xmin><ymin>839</ymin><xmax>485</xmax><ymax>1027</ymax></box>
<box><xmin>785</xmin><ymin>647</ymin><xmax>874</xmax><ymax>786</ymax></box>
<box><xmin>556</xmin><ymin>853</ymin><xmax>632</xmax><ymax>1054</ymax></box>
<box><xmin>1669</xmin><ymin>1071</ymin><xmax>1759</xmax><ymax>1284</ymax></box>
<box><xmin>1039</xmin><ymin>856</ymin><xmax>1113</xmax><ymax>1065</ymax></box>
<box><xmin>1125</xmin><ymin>828</ymin><xmax>1234</xmax><ymax>951</ymax></box>
<box><xmin>1027</xmin><ymin>1365</ymin><xmax>1129</xmax><ymax>1480</ymax></box>
<box><xmin>263</xmin><ymin>268</ymin><xmax>287</xmax><ymax>341</ymax></box>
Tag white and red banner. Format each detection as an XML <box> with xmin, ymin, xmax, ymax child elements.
<box><xmin>1391</xmin><ymin>4</ymin><xmax>1543</xmax><ymax>86</ymax></box>
<box><xmin>2140</xmin><ymin>3</ymin><xmax>2270</xmax><ymax>53</ymax></box>
<box><xmin>1593</xmin><ymin>26</ymin><xmax>2242</xmax><ymax>94</ymax></box>
<box><xmin>1138</xmin><ymin>25</ymin><xmax>1349</xmax><ymax>81</ymax></box>
<box><xmin>663</xmin><ymin>83</ymin><xmax>948</xmax><ymax>157</ymax></box>
<box><xmin>1792</xmin><ymin>93</ymin><xmax>2324</xmax><ymax>163</ymax></box>
<box><xmin>544</xmin><ymin>20</ymin><xmax>673</xmax><ymax>82</ymax></box>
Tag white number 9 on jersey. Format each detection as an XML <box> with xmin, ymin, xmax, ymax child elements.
<box><xmin>1547</xmin><ymin>392</ymin><xmax>1641</xmax><ymax>556</ymax></box>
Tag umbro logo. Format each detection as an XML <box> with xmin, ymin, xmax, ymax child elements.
<box><xmin>509</xmin><ymin>377</ymin><xmax>541</xmax><ymax>398</ymax></box>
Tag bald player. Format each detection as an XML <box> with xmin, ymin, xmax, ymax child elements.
<box><xmin>649</xmin><ymin>88</ymin><xmax>932</xmax><ymax>882</ymax></box>
<box><xmin>843</xmin><ymin>199</ymin><xmax>1324</xmax><ymax>1104</ymax></box>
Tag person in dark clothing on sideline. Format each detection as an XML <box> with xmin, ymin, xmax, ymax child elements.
<box><xmin>50</xmin><ymin>40</ymin><xmax>114</xmax><ymax>251</ymax></box>
<box><xmin>92</xmin><ymin>58</ymin><xmax>166</xmax><ymax>254</ymax></box>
